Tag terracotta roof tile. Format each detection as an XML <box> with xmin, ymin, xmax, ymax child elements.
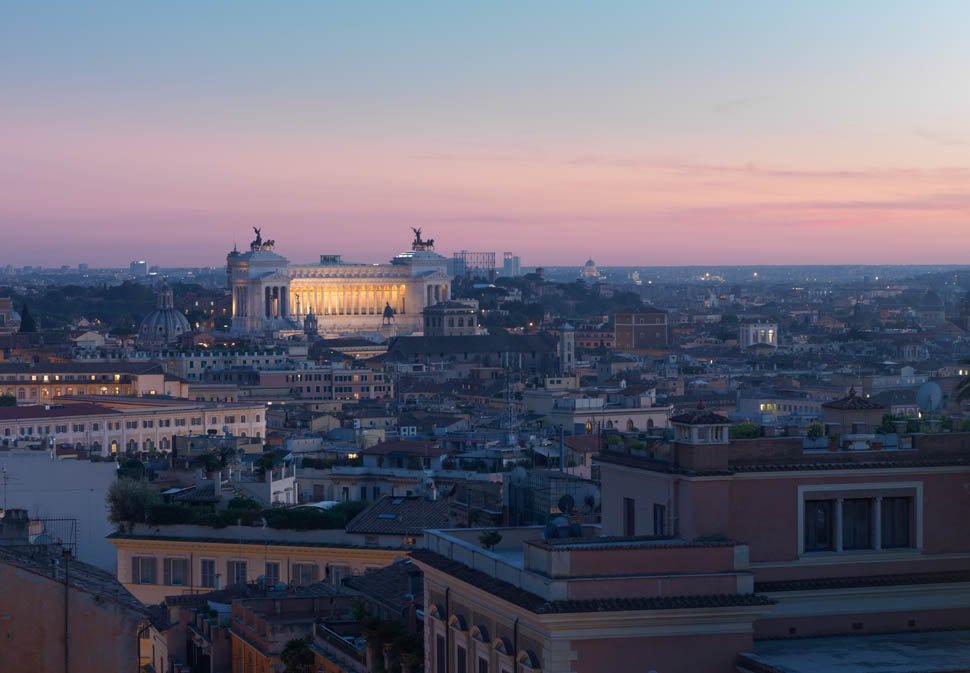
<box><xmin>410</xmin><ymin>549</ymin><xmax>773</xmax><ymax>614</ymax></box>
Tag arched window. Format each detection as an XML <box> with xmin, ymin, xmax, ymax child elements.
<box><xmin>585</xmin><ymin>420</ymin><xmax>593</xmax><ymax>433</ymax></box>
<box><xmin>626</xmin><ymin>419</ymin><xmax>635</xmax><ymax>432</ymax></box>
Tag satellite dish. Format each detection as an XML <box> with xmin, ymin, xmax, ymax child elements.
<box><xmin>557</xmin><ymin>494</ymin><xmax>575</xmax><ymax>514</ymax></box>
<box><xmin>916</xmin><ymin>382</ymin><xmax>943</xmax><ymax>413</ymax></box>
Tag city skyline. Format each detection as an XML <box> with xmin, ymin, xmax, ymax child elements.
<box><xmin>3</xmin><ymin>2</ymin><xmax>969</xmax><ymax>267</ymax></box>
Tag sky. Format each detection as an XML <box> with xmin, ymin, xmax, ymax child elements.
<box><xmin>2</xmin><ymin>1</ymin><xmax>969</xmax><ymax>267</ymax></box>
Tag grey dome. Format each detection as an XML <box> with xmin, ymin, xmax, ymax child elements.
<box><xmin>139</xmin><ymin>288</ymin><xmax>192</xmax><ymax>343</ymax></box>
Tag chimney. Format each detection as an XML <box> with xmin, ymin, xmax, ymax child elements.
<box><xmin>406</xmin><ymin>564</ymin><xmax>420</xmax><ymax>598</ymax></box>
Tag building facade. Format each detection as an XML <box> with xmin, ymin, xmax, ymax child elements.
<box><xmin>739</xmin><ymin>322</ymin><xmax>779</xmax><ymax>349</ymax></box>
<box><xmin>614</xmin><ymin>310</ymin><xmax>669</xmax><ymax>351</ymax></box>
<box><xmin>597</xmin><ymin>412</ymin><xmax>970</xmax><ymax>643</ymax></box>
<box><xmin>110</xmin><ymin>525</ymin><xmax>404</xmax><ymax>605</ymax></box>
<box><xmin>0</xmin><ymin>397</ymin><xmax>266</xmax><ymax>455</ymax></box>
<box><xmin>423</xmin><ymin>300</ymin><xmax>480</xmax><ymax>337</ymax></box>
<box><xmin>228</xmin><ymin>231</ymin><xmax>451</xmax><ymax>336</ymax></box>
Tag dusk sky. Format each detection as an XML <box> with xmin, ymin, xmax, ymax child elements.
<box><xmin>2</xmin><ymin>2</ymin><xmax>969</xmax><ymax>267</ymax></box>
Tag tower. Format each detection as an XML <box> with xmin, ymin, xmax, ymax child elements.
<box><xmin>560</xmin><ymin>323</ymin><xmax>576</xmax><ymax>374</ymax></box>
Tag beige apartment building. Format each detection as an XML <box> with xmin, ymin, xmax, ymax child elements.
<box><xmin>0</xmin><ymin>396</ymin><xmax>266</xmax><ymax>456</ymax></box>
<box><xmin>109</xmin><ymin>524</ymin><xmax>405</xmax><ymax>604</ymax></box>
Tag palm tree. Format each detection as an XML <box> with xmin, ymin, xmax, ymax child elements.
<box><xmin>280</xmin><ymin>637</ymin><xmax>313</xmax><ymax>673</ymax></box>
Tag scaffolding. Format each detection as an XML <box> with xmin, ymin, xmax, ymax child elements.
<box><xmin>452</xmin><ymin>251</ymin><xmax>496</xmax><ymax>279</ymax></box>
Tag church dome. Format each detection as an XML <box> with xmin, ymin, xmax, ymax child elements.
<box><xmin>585</xmin><ymin>258</ymin><xmax>596</xmax><ymax>267</ymax></box>
<box><xmin>139</xmin><ymin>288</ymin><xmax>192</xmax><ymax>343</ymax></box>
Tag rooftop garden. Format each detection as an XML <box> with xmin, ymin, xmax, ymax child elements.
<box><xmin>106</xmin><ymin>478</ymin><xmax>367</xmax><ymax>532</ymax></box>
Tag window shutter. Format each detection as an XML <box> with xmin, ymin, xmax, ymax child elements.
<box><xmin>148</xmin><ymin>557</ymin><xmax>157</xmax><ymax>584</ymax></box>
<box><xmin>164</xmin><ymin>558</ymin><xmax>172</xmax><ymax>585</ymax></box>
<box><xmin>310</xmin><ymin>563</ymin><xmax>319</xmax><ymax>583</ymax></box>
<box><xmin>131</xmin><ymin>557</ymin><xmax>140</xmax><ymax>584</ymax></box>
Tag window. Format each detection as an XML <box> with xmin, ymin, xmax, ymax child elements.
<box><xmin>265</xmin><ymin>562</ymin><xmax>280</xmax><ymax>586</ymax></box>
<box><xmin>191</xmin><ymin>417</ymin><xmax>202</xmax><ymax>426</ymax></box>
<box><xmin>291</xmin><ymin>562</ymin><xmax>318</xmax><ymax>586</ymax></box>
<box><xmin>163</xmin><ymin>557</ymin><xmax>188</xmax><ymax>586</ymax></box>
<box><xmin>132</xmin><ymin>556</ymin><xmax>156</xmax><ymax>584</ymax></box>
<box><xmin>436</xmin><ymin>635</ymin><xmax>446</xmax><ymax>673</ymax></box>
<box><xmin>126</xmin><ymin>421</ymin><xmax>138</xmax><ymax>430</ymax></box>
<box><xmin>881</xmin><ymin>497</ymin><xmax>911</xmax><ymax>548</ymax></box>
<box><xmin>623</xmin><ymin>497</ymin><xmax>636</xmax><ymax>536</ymax></box>
<box><xmin>201</xmin><ymin>559</ymin><xmax>216</xmax><ymax>588</ymax></box>
<box><xmin>842</xmin><ymin>499</ymin><xmax>873</xmax><ymax>550</ymax></box>
<box><xmin>804</xmin><ymin>500</ymin><xmax>835</xmax><ymax>551</ymax></box>
<box><xmin>653</xmin><ymin>504</ymin><xmax>666</xmax><ymax>536</ymax></box>
<box><xmin>478</xmin><ymin>657</ymin><xmax>489</xmax><ymax>673</ymax></box>
<box><xmin>142</xmin><ymin>420</ymin><xmax>153</xmax><ymax>428</ymax></box>
<box><xmin>372</xmin><ymin>486</ymin><xmax>381</xmax><ymax>500</ymax></box>
<box><xmin>227</xmin><ymin>560</ymin><xmax>248</xmax><ymax>586</ymax></box>
<box><xmin>72</xmin><ymin>424</ymin><xmax>84</xmax><ymax>432</ymax></box>
<box><xmin>457</xmin><ymin>645</ymin><xmax>467</xmax><ymax>673</ymax></box>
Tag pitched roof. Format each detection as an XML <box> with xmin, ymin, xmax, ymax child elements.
<box><xmin>670</xmin><ymin>409</ymin><xmax>731</xmax><ymax>425</ymax></box>
<box><xmin>0</xmin><ymin>546</ymin><xmax>147</xmax><ymax>617</ymax></box>
<box><xmin>0</xmin><ymin>403</ymin><xmax>122</xmax><ymax>421</ymax></box>
<box><xmin>0</xmin><ymin>361</ymin><xmax>163</xmax><ymax>375</ymax></box>
<box><xmin>387</xmin><ymin>333</ymin><xmax>556</xmax><ymax>356</ymax></box>
<box><xmin>410</xmin><ymin>549</ymin><xmax>772</xmax><ymax>614</ymax></box>
<box><xmin>344</xmin><ymin>559</ymin><xmax>422</xmax><ymax>613</ymax></box>
<box><xmin>755</xmin><ymin>569</ymin><xmax>970</xmax><ymax>594</ymax></box>
<box><xmin>821</xmin><ymin>392</ymin><xmax>885</xmax><ymax>410</ymax></box>
<box><xmin>345</xmin><ymin>495</ymin><xmax>451</xmax><ymax>535</ymax></box>
<box><xmin>563</xmin><ymin>435</ymin><xmax>601</xmax><ymax>454</ymax></box>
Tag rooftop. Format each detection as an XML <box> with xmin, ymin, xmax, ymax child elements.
<box><xmin>738</xmin><ymin>630</ymin><xmax>970</xmax><ymax>673</ymax></box>
<box><xmin>0</xmin><ymin>546</ymin><xmax>147</xmax><ymax>617</ymax></box>
<box><xmin>345</xmin><ymin>495</ymin><xmax>450</xmax><ymax>536</ymax></box>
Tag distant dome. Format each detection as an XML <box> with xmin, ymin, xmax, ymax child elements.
<box><xmin>139</xmin><ymin>288</ymin><xmax>191</xmax><ymax>344</ymax></box>
<box><xmin>585</xmin><ymin>258</ymin><xmax>596</xmax><ymax>267</ymax></box>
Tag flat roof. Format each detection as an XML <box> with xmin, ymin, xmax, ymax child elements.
<box><xmin>739</xmin><ymin>630</ymin><xmax>970</xmax><ymax>673</ymax></box>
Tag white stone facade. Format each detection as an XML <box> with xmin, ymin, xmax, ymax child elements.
<box><xmin>227</xmin><ymin>238</ymin><xmax>451</xmax><ymax>336</ymax></box>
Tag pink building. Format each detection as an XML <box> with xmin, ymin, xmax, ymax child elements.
<box><xmin>411</xmin><ymin>405</ymin><xmax>970</xmax><ymax>672</ymax></box>
<box><xmin>598</xmin><ymin>406</ymin><xmax>970</xmax><ymax>650</ymax></box>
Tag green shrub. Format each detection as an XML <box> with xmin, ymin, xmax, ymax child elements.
<box><xmin>227</xmin><ymin>497</ymin><xmax>262</xmax><ymax>511</ymax></box>
<box><xmin>729</xmin><ymin>423</ymin><xmax>759</xmax><ymax>439</ymax></box>
<box><xmin>147</xmin><ymin>503</ymin><xmax>194</xmax><ymax>525</ymax></box>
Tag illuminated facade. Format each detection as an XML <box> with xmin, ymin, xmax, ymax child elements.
<box><xmin>228</xmin><ymin>234</ymin><xmax>451</xmax><ymax>336</ymax></box>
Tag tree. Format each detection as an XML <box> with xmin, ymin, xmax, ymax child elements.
<box><xmin>806</xmin><ymin>423</ymin><xmax>825</xmax><ymax>440</ymax></box>
<box><xmin>106</xmin><ymin>478</ymin><xmax>160</xmax><ymax>533</ymax></box>
<box><xmin>729</xmin><ymin>423</ymin><xmax>759</xmax><ymax>439</ymax></box>
<box><xmin>280</xmin><ymin>637</ymin><xmax>314</xmax><ymax>673</ymax></box>
<box><xmin>18</xmin><ymin>303</ymin><xmax>36</xmax><ymax>332</ymax></box>
<box><xmin>479</xmin><ymin>529</ymin><xmax>503</xmax><ymax>551</ymax></box>
<box><xmin>0</xmin><ymin>394</ymin><xmax>15</xmax><ymax>407</ymax></box>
